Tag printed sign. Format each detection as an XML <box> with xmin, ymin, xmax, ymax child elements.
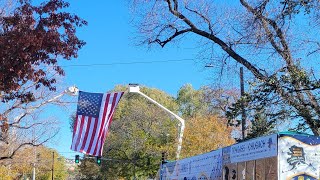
<box><xmin>287</xmin><ymin>145</ymin><xmax>306</xmax><ymax>169</ymax></box>
<box><xmin>278</xmin><ymin>135</ymin><xmax>320</xmax><ymax>180</ymax></box>
<box><xmin>161</xmin><ymin>149</ymin><xmax>223</xmax><ymax>180</ymax></box>
<box><xmin>230</xmin><ymin>134</ymin><xmax>277</xmax><ymax>163</ymax></box>
<box><xmin>161</xmin><ymin>133</ymin><xmax>320</xmax><ymax>180</ymax></box>
<box><xmin>222</xmin><ymin>146</ymin><xmax>231</xmax><ymax>165</ymax></box>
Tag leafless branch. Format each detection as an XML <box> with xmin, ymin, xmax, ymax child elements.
<box><xmin>184</xmin><ymin>5</ymin><xmax>213</xmax><ymax>35</ymax></box>
<box><xmin>150</xmin><ymin>28</ymin><xmax>192</xmax><ymax>47</ymax></box>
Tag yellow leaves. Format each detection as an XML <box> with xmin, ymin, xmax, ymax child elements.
<box><xmin>181</xmin><ymin>115</ymin><xmax>235</xmax><ymax>158</ymax></box>
<box><xmin>0</xmin><ymin>165</ymin><xmax>17</xmax><ymax>180</ymax></box>
<box><xmin>0</xmin><ymin>146</ymin><xmax>67</xmax><ymax>179</ymax></box>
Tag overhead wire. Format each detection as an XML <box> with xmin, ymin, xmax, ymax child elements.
<box><xmin>59</xmin><ymin>58</ymin><xmax>197</xmax><ymax>67</ymax></box>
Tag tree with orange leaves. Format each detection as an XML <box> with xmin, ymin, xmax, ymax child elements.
<box><xmin>182</xmin><ymin>115</ymin><xmax>235</xmax><ymax>158</ymax></box>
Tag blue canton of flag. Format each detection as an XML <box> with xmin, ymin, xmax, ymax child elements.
<box><xmin>77</xmin><ymin>92</ymin><xmax>103</xmax><ymax>118</ymax></box>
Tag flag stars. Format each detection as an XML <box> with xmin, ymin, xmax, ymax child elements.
<box><xmin>77</xmin><ymin>91</ymin><xmax>103</xmax><ymax>118</ymax></box>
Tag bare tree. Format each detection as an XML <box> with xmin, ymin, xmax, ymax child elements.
<box><xmin>0</xmin><ymin>0</ymin><xmax>17</xmax><ymax>17</ymax></box>
<box><xmin>0</xmin><ymin>79</ymin><xmax>78</xmax><ymax>160</ymax></box>
<box><xmin>131</xmin><ymin>0</ymin><xmax>320</xmax><ymax>135</ymax></box>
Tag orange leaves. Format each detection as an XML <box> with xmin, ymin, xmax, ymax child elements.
<box><xmin>0</xmin><ymin>115</ymin><xmax>8</xmax><ymax>133</ymax></box>
<box><xmin>181</xmin><ymin>115</ymin><xmax>235</xmax><ymax>158</ymax></box>
<box><xmin>1</xmin><ymin>121</ymin><xmax>9</xmax><ymax>134</ymax></box>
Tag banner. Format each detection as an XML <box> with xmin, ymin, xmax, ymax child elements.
<box><xmin>230</xmin><ymin>134</ymin><xmax>277</xmax><ymax>163</ymax></box>
<box><xmin>161</xmin><ymin>149</ymin><xmax>223</xmax><ymax>180</ymax></box>
<box><xmin>160</xmin><ymin>133</ymin><xmax>320</xmax><ymax>180</ymax></box>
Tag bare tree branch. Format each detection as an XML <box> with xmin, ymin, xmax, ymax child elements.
<box><xmin>184</xmin><ymin>4</ymin><xmax>213</xmax><ymax>35</ymax></box>
<box><xmin>132</xmin><ymin>0</ymin><xmax>320</xmax><ymax>135</ymax></box>
<box><xmin>151</xmin><ymin>28</ymin><xmax>192</xmax><ymax>47</ymax></box>
<box><xmin>164</xmin><ymin>0</ymin><xmax>268</xmax><ymax>81</ymax></box>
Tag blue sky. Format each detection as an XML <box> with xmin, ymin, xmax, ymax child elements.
<box><xmin>38</xmin><ymin>0</ymin><xmax>320</xmax><ymax>159</ymax></box>
<box><xmin>48</xmin><ymin>1</ymin><xmax>223</xmax><ymax>159</ymax></box>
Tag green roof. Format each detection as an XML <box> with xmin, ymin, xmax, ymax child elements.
<box><xmin>279</xmin><ymin>131</ymin><xmax>313</xmax><ymax>136</ymax></box>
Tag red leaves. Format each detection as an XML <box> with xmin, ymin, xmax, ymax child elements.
<box><xmin>0</xmin><ymin>0</ymin><xmax>86</xmax><ymax>102</ymax></box>
<box><xmin>0</xmin><ymin>115</ymin><xmax>8</xmax><ymax>133</ymax></box>
<box><xmin>1</xmin><ymin>121</ymin><xmax>9</xmax><ymax>134</ymax></box>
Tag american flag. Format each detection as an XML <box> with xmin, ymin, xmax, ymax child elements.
<box><xmin>70</xmin><ymin>91</ymin><xmax>124</xmax><ymax>156</ymax></box>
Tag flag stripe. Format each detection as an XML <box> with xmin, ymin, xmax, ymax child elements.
<box><xmin>87</xmin><ymin>93</ymin><xmax>107</xmax><ymax>155</ymax></box>
<box><xmin>98</xmin><ymin>114</ymin><xmax>114</xmax><ymax>156</ymax></box>
<box><xmin>76</xmin><ymin>116</ymin><xmax>89</xmax><ymax>151</ymax></box>
<box><xmin>80</xmin><ymin>117</ymin><xmax>92</xmax><ymax>151</ymax></box>
<box><xmin>82</xmin><ymin>117</ymin><xmax>93</xmax><ymax>153</ymax></box>
<box><xmin>93</xmin><ymin>93</ymin><xmax>114</xmax><ymax>156</ymax></box>
<box><xmin>71</xmin><ymin>114</ymin><xmax>80</xmax><ymax>150</ymax></box>
<box><xmin>74</xmin><ymin>115</ymin><xmax>85</xmax><ymax>151</ymax></box>
<box><xmin>92</xmin><ymin>93</ymin><xmax>111</xmax><ymax>155</ymax></box>
<box><xmin>71</xmin><ymin>91</ymin><xmax>123</xmax><ymax>156</ymax></box>
<box><xmin>98</xmin><ymin>92</ymin><xmax>123</xmax><ymax>156</ymax></box>
<box><xmin>72</xmin><ymin>114</ymin><xmax>79</xmax><ymax>140</ymax></box>
<box><xmin>95</xmin><ymin>93</ymin><xmax>118</xmax><ymax>156</ymax></box>
<box><xmin>84</xmin><ymin>118</ymin><xmax>98</xmax><ymax>153</ymax></box>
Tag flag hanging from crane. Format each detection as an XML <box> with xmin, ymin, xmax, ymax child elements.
<box><xmin>71</xmin><ymin>91</ymin><xmax>124</xmax><ymax>156</ymax></box>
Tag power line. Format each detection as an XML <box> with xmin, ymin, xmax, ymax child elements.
<box><xmin>58</xmin><ymin>152</ymin><xmax>78</xmax><ymax>154</ymax></box>
<box><xmin>60</xmin><ymin>58</ymin><xmax>196</xmax><ymax>67</ymax></box>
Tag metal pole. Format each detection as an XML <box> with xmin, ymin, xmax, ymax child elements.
<box><xmin>129</xmin><ymin>85</ymin><xmax>185</xmax><ymax>159</ymax></box>
<box><xmin>32</xmin><ymin>164</ymin><xmax>35</xmax><ymax>180</ymax></box>
<box><xmin>133</xmin><ymin>159</ymin><xmax>136</xmax><ymax>180</ymax></box>
<box><xmin>240</xmin><ymin>67</ymin><xmax>246</xmax><ymax>140</ymax></box>
<box><xmin>32</xmin><ymin>125</ymin><xmax>36</xmax><ymax>180</ymax></box>
<box><xmin>52</xmin><ymin>152</ymin><xmax>54</xmax><ymax>180</ymax></box>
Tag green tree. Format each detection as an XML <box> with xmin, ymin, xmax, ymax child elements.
<box><xmin>245</xmin><ymin>110</ymin><xmax>277</xmax><ymax>140</ymax></box>
<box><xmin>131</xmin><ymin>0</ymin><xmax>320</xmax><ymax>135</ymax></box>
<box><xmin>177</xmin><ymin>84</ymin><xmax>209</xmax><ymax>118</ymax></box>
<box><xmin>76</xmin><ymin>156</ymin><xmax>102</xmax><ymax>180</ymax></box>
<box><xmin>177</xmin><ymin>84</ymin><xmax>239</xmax><ymax>118</ymax></box>
<box><xmin>100</xmin><ymin>85</ymin><xmax>178</xmax><ymax>179</ymax></box>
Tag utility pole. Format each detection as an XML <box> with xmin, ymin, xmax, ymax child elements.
<box><xmin>51</xmin><ymin>152</ymin><xmax>54</xmax><ymax>180</ymax></box>
<box><xmin>240</xmin><ymin>67</ymin><xmax>246</xmax><ymax>140</ymax></box>
<box><xmin>32</xmin><ymin>163</ymin><xmax>36</xmax><ymax>180</ymax></box>
<box><xmin>32</xmin><ymin>163</ymin><xmax>35</xmax><ymax>180</ymax></box>
<box><xmin>32</xmin><ymin>128</ymin><xmax>36</xmax><ymax>180</ymax></box>
<box><xmin>133</xmin><ymin>158</ymin><xmax>136</xmax><ymax>180</ymax></box>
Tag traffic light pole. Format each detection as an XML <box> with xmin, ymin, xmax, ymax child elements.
<box><xmin>128</xmin><ymin>85</ymin><xmax>185</xmax><ymax>160</ymax></box>
<box><xmin>52</xmin><ymin>152</ymin><xmax>54</xmax><ymax>180</ymax></box>
<box><xmin>32</xmin><ymin>164</ymin><xmax>35</xmax><ymax>180</ymax></box>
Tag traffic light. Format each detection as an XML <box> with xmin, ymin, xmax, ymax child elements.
<box><xmin>96</xmin><ymin>156</ymin><xmax>101</xmax><ymax>166</ymax></box>
<box><xmin>161</xmin><ymin>152</ymin><xmax>167</xmax><ymax>164</ymax></box>
<box><xmin>75</xmin><ymin>155</ymin><xmax>80</xmax><ymax>164</ymax></box>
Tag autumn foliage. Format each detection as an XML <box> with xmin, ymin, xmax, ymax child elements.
<box><xmin>182</xmin><ymin>115</ymin><xmax>235</xmax><ymax>158</ymax></box>
<box><xmin>0</xmin><ymin>0</ymin><xmax>86</xmax><ymax>102</ymax></box>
